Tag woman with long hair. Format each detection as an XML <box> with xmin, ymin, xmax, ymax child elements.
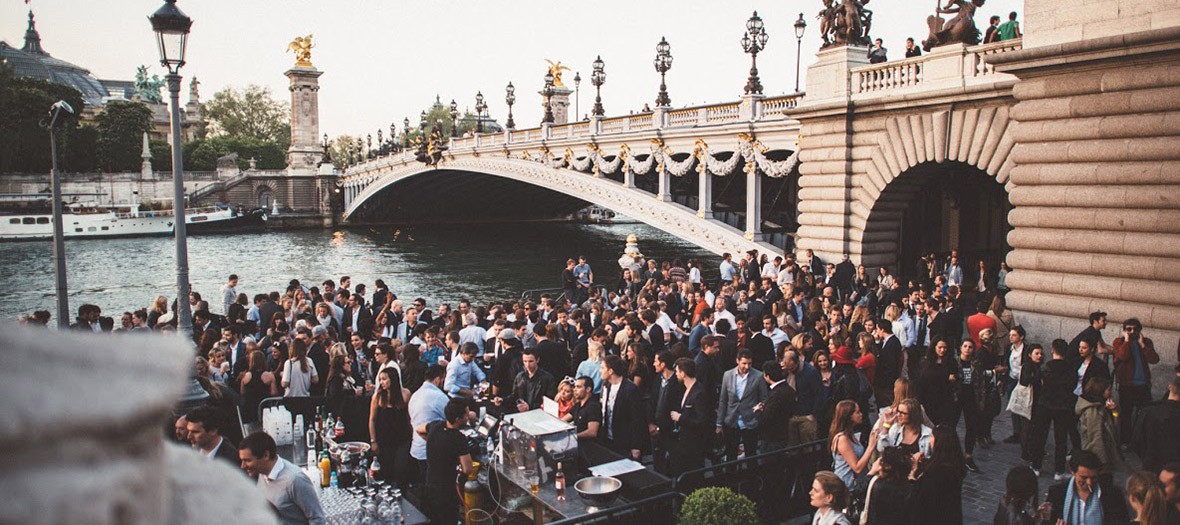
<box><xmin>855</xmin><ymin>332</ymin><xmax>878</xmax><ymax>387</ymax></box>
<box><xmin>239</xmin><ymin>350</ymin><xmax>278</xmax><ymax>423</ymax></box>
<box><xmin>368</xmin><ymin>367</ymin><xmax>412</xmax><ymax>486</ymax></box>
<box><xmin>987</xmin><ymin>295</ymin><xmax>1015</xmax><ymax>339</ymax></box>
<box><xmin>399</xmin><ymin>344</ymin><xmax>426</xmax><ymax>393</ymax></box>
<box><xmin>1018</xmin><ymin>344</ymin><xmax>1046</xmax><ymax>466</ymax></box>
<box><xmin>576</xmin><ymin>340</ymin><xmax>605</xmax><ymax>394</ymax></box>
<box><xmin>993</xmin><ymin>466</ymin><xmax>1040</xmax><ymax>525</ymax></box>
<box><xmin>1126</xmin><ymin>471</ymin><xmax>1168</xmax><ymax>525</ymax></box>
<box><xmin>623</xmin><ymin>342</ymin><xmax>652</xmax><ymax>391</ymax></box>
<box><xmin>147</xmin><ymin>295</ymin><xmax>169</xmax><ymax>329</ymax></box>
<box><xmin>914</xmin><ymin>425</ymin><xmax>967</xmax><ymax>524</ymax></box>
<box><xmin>829</xmin><ymin>400</ymin><xmax>879</xmax><ymax>489</ymax></box>
<box><xmin>917</xmin><ymin>339</ymin><xmax>960</xmax><ymax>426</ymax></box>
<box><xmin>281</xmin><ymin>338</ymin><xmax>318</xmax><ymax>397</ymax></box>
<box><xmin>325</xmin><ymin>354</ymin><xmax>360</xmax><ymax>397</ymax></box>
<box><xmin>877</xmin><ymin>267</ymin><xmax>896</xmax><ymax>301</ymax></box>
<box><xmin>810</xmin><ymin>470</ymin><xmax>853</xmax><ymax>525</ymax></box>
<box><xmin>877</xmin><ymin>398</ymin><xmax>934</xmax><ymax>460</ymax></box>
<box><xmin>863</xmin><ymin>446</ymin><xmax>915</xmax><ymax>525</ymax></box>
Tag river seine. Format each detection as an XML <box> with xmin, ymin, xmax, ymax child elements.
<box><xmin>0</xmin><ymin>222</ymin><xmax>716</xmax><ymax>320</ymax></box>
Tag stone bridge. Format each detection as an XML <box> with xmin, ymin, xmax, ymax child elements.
<box><xmin>341</xmin><ymin>31</ymin><xmax>1180</xmax><ymax>355</ymax></box>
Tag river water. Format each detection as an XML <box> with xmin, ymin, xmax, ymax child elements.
<box><xmin>0</xmin><ymin>222</ymin><xmax>716</xmax><ymax>320</ymax></box>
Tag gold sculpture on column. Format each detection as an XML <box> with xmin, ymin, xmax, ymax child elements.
<box><xmin>545</xmin><ymin>59</ymin><xmax>571</xmax><ymax>88</ymax></box>
<box><xmin>287</xmin><ymin>35</ymin><xmax>315</xmax><ymax>67</ymax></box>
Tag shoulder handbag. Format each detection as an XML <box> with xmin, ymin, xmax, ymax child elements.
<box><xmin>1007</xmin><ymin>382</ymin><xmax>1033</xmax><ymax>419</ymax></box>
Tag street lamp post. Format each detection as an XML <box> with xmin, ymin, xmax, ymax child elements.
<box><xmin>654</xmin><ymin>37</ymin><xmax>673</xmax><ymax>107</ymax></box>
<box><xmin>542</xmin><ymin>72</ymin><xmax>555</xmax><ymax>124</ymax></box>
<box><xmin>366</xmin><ymin>134</ymin><xmax>372</xmax><ymax>159</ymax></box>
<box><xmin>149</xmin><ymin>0</ymin><xmax>194</xmax><ymax>336</ymax></box>
<box><xmin>474</xmin><ymin>91</ymin><xmax>486</xmax><ymax>134</ymax></box>
<box><xmin>794</xmin><ymin>13</ymin><xmax>807</xmax><ymax>93</ymax></box>
<box><xmin>591</xmin><ymin>55</ymin><xmax>605</xmax><ymax>117</ymax></box>
<box><xmin>449</xmin><ymin>99</ymin><xmax>459</xmax><ymax>137</ymax></box>
<box><xmin>47</xmin><ymin>100</ymin><xmax>74</xmax><ymax>329</ymax></box>
<box><xmin>419</xmin><ymin>110</ymin><xmax>427</xmax><ymax>138</ymax></box>
<box><xmin>505</xmin><ymin>82</ymin><xmax>516</xmax><ymax>130</ymax></box>
<box><xmin>741</xmin><ymin>11</ymin><xmax>769</xmax><ymax>95</ymax></box>
<box><xmin>403</xmin><ymin>117</ymin><xmax>410</xmax><ymax>148</ymax></box>
<box><xmin>322</xmin><ymin>133</ymin><xmax>330</xmax><ymax>162</ymax></box>
<box><xmin>376</xmin><ymin>130</ymin><xmax>383</xmax><ymax>156</ymax></box>
<box><xmin>389</xmin><ymin>123</ymin><xmax>396</xmax><ymax>152</ymax></box>
<box><xmin>573</xmin><ymin>72</ymin><xmax>581</xmax><ymax>120</ymax></box>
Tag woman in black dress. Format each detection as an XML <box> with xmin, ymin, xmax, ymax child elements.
<box><xmin>864</xmin><ymin>446</ymin><xmax>915</xmax><ymax>525</ymax></box>
<box><xmin>239</xmin><ymin>350</ymin><xmax>279</xmax><ymax>424</ymax></box>
<box><xmin>913</xmin><ymin>424</ymin><xmax>967</xmax><ymax>525</ymax></box>
<box><xmin>918</xmin><ymin>339</ymin><xmax>960</xmax><ymax>425</ymax></box>
<box><xmin>399</xmin><ymin>344</ymin><xmax>426</xmax><ymax>393</ymax></box>
<box><xmin>369</xmin><ymin>367</ymin><xmax>412</xmax><ymax>487</ymax></box>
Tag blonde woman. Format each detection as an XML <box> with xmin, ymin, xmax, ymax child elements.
<box><xmin>575</xmin><ymin>340</ymin><xmax>604</xmax><ymax>394</ymax></box>
<box><xmin>147</xmin><ymin>295</ymin><xmax>169</xmax><ymax>328</ymax></box>
<box><xmin>884</xmin><ymin>304</ymin><xmax>912</xmax><ymax>359</ymax></box>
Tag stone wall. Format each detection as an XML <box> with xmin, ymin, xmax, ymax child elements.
<box><xmin>1024</xmin><ymin>0</ymin><xmax>1180</xmax><ymax>49</ymax></box>
<box><xmin>990</xmin><ymin>27</ymin><xmax>1180</xmax><ymax>372</ymax></box>
<box><xmin>0</xmin><ymin>171</ymin><xmax>218</xmax><ymax>206</ymax></box>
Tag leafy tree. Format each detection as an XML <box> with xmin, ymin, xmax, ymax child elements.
<box><xmin>204</xmin><ymin>85</ymin><xmax>290</xmax><ymax>149</ymax></box>
<box><xmin>63</xmin><ymin>124</ymin><xmax>99</xmax><ymax>172</ymax></box>
<box><xmin>184</xmin><ymin>135</ymin><xmax>285</xmax><ymax>171</ymax></box>
<box><xmin>150</xmin><ymin>140</ymin><xmax>173</xmax><ymax>173</ymax></box>
<box><xmin>95</xmin><ymin>101</ymin><xmax>153</xmax><ymax>172</ymax></box>
<box><xmin>0</xmin><ymin>72</ymin><xmax>84</xmax><ymax>173</ymax></box>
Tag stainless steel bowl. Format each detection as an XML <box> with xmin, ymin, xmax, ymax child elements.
<box><xmin>574</xmin><ymin>476</ymin><xmax>622</xmax><ymax>507</ymax></box>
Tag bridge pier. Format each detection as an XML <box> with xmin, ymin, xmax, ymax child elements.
<box><xmin>657</xmin><ymin>168</ymin><xmax>671</xmax><ymax>202</ymax></box>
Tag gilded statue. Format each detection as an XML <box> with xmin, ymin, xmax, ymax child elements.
<box><xmin>545</xmin><ymin>59</ymin><xmax>571</xmax><ymax>88</ymax></box>
<box><xmin>287</xmin><ymin>35</ymin><xmax>315</xmax><ymax>67</ymax></box>
<box><xmin>923</xmin><ymin>0</ymin><xmax>985</xmax><ymax>51</ymax></box>
<box><xmin>818</xmin><ymin>0</ymin><xmax>873</xmax><ymax>48</ymax></box>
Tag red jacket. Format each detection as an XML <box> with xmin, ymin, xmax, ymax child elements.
<box><xmin>1113</xmin><ymin>336</ymin><xmax>1159</xmax><ymax>386</ymax></box>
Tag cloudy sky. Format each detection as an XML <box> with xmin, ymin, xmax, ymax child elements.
<box><xmin>4</xmin><ymin>0</ymin><xmax>1021</xmax><ymax>139</ymax></box>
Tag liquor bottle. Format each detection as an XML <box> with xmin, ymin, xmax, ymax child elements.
<box><xmin>554</xmin><ymin>462</ymin><xmax>566</xmax><ymax>501</ymax></box>
<box><xmin>306</xmin><ymin>426</ymin><xmax>317</xmax><ymax>466</ymax></box>
<box><xmin>334</xmin><ymin>416</ymin><xmax>345</xmax><ymax>439</ymax></box>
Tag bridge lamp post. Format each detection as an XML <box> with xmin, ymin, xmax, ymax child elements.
<box><xmin>322</xmin><ymin>133</ymin><xmax>330</xmax><ymax>162</ymax></box>
<box><xmin>741</xmin><ymin>11</ymin><xmax>768</xmax><ymax>95</ymax></box>
<box><xmin>389</xmin><ymin>123</ymin><xmax>396</xmax><ymax>152</ymax></box>
<box><xmin>474</xmin><ymin>91</ymin><xmax>487</xmax><ymax>134</ymax></box>
<box><xmin>366</xmin><ymin>134</ymin><xmax>372</xmax><ymax>159</ymax></box>
<box><xmin>377</xmin><ymin>130</ymin><xmax>384</xmax><ymax>156</ymax></box>
<box><xmin>591</xmin><ymin>56</ymin><xmax>605</xmax><ymax>117</ymax></box>
<box><xmin>505</xmin><ymin>82</ymin><xmax>516</xmax><ymax>130</ymax></box>
<box><xmin>47</xmin><ymin>100</ymin><xmax>74</xmax><ymax>329</ymax></box>
<box><xmin>542</xmin><ymin>71</ymin><xmax>556</xmax><ymax>124</ymax></box>
<box><xmin>449</xmin><ymin>99</ymin><xmax>459</xmax><ymax>137</ymax></box>
<box><xmin>419</xmin><ymin>110</ymin><xmax>427</xmax><ymax>138</ymax></box>
<box><xmin>794</xmin><ymin>13</ymin><xmax>807</xmax><ymax>93</ymax></box>
<box><xmin>573</xmin><ymin>72</ymin><xmax>581</xmax><ymax>119</ymax></box>
<box><xmin>654</xmin><ymin>37</ymin><xmax>673</xmax><ymax>108</ymax></box>
<box><xmin>149</xmin><ymin>0</ymin><xmax>194</xmax><ymax>336</ymax></box>
<box><xmin>403</xmin><ymin>117</ymin><xmax>410</xmax><ymax>148</ymax></box>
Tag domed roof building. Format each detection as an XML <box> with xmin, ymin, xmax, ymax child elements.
<box><xmin>0</xmin><ymin>12</ymin><xmax>116</xmax><ymax>108</ymax></box>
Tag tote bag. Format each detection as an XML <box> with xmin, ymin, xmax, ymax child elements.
<box><xmin>1007</xmin><ymin>383</ymin><xmax>1033</xmax><ymax>419</ymax></box>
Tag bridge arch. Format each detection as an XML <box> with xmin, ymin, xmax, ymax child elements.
<box><xmin>344</xmin><ymin>157</ymin><xmax>779</xmax><ymax>256</ymax></box>
<box><xmin>846</xmin><ymin>105</ymin><xmax>1018</xmax><ymax>271</ymax></box>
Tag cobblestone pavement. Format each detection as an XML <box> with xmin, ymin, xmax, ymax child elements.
<box><xmin>958</xmin><ymin>412</ymin><xmax>1137</xmax><ymax>524</ymax></box>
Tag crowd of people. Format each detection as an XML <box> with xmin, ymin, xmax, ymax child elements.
<box><xmin>20</xmin><ymin>244</ymin><xmax>1180</xmax><ymax>525</ymax></box>
<box><xmin>866</xmin><ymin>10</ymin><xmax>1023</xmax><ymax>64</ymax></box>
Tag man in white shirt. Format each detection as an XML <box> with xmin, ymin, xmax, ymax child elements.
<box><xmin>719</xmin><ymin>252</ymin><xmax>737</xmax><ymax>287</ymax></box>
<box><xmin>760</xmin><ymin>316</ymin><xmax>789</xmax><ymax>349</ymax></box>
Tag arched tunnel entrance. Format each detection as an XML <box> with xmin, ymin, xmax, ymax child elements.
<box><xmin>865</xmin><ymin>161</ymin><xmax>1011</xmax><ymax>283</ymax></box>
<box><xmin>347</xmin><ymin>169</ymin><xmax>591</xmax><ymax>224</ymax></box>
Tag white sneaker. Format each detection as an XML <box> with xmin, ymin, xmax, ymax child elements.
<box><xmin>1054</xmin><ymin>471</ymin><xmax>1071</xmax><ymax>481</ymax></box>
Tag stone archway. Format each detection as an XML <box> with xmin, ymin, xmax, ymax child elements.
<box><xmin>844</xmin><ymin>102</ymin><xmax>1019</xmax><ymax>267</ymax></box>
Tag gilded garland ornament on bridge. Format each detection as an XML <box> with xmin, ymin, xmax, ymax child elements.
<box><xmin>287</xmin><ymin>35</ymin><xmax>315</xmax><ymax>67</ymax></box>
<box><xmin>817</xmin><ymin>0</ymin><xmax>873</xmax><ymax>48</ymax></box>
<box><xmin>545</xmin><ymin>59</ymin><xmax>571</xmax><ymax>88</ymax></box>
<box><xmin>922</xmin><ymin>0</ymin><xmax>985</xmax><ymax>51</ymax></box>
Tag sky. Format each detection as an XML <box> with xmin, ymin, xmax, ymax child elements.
<box><xmin>3</xmin><ymin>0</ymin><xmax>1022</xmax><ymax>140</ymax></box>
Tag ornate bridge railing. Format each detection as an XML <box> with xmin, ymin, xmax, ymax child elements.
<box><xmin>852</xmin><ymin>38</ymin><xmax>1022</xmax><ymax>97</ymax></box>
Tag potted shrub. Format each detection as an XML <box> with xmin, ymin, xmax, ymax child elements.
<box><xmin>679</xmin><ymin>487</ymin><xmax>758</xmax><ymax>525</ymax></box>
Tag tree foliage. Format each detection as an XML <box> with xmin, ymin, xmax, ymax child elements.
<box><xmin>183</xmin><ymin>135</ymin><xmax>286</xmax><ymax>171</ymax></box>
<box><xmin>204</xmin><ymin>85</ymin><xmax>290</xmax><ymax>149</ymax></box>
<box><xmin>0</xmin><ymin>71</ymin><xmax>85</xmax><ymax>173</ymax></box>
<box><xmin>95</xmin><ymin>100</ymin><xmax>153</xmax><ymax>172</ymax></box>
<box><xmin>679</xmin><ymin>487</ymin><xmax>758</xmax><ymax>525</ymax></box>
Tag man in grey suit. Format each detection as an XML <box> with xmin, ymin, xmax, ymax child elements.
<box><xmin>716</xmin><ymin>349</ymin><xmax>769</xmax><ymax>461</ymax></box>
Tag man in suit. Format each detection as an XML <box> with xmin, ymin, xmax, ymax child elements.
<box><xmin>716</xmin><ymin>350</ymin><xmax>769</xmax><ymax>461</ymax></box>
<box><xmin>641</xmin><ymin>309</ymin><xmax>666</xmax><ymax>355</ymax></box>
<box><xmin>648</xmin><ymin>351</ymin><xmax>684</xmax><ymax>475</ymax></box>
<box><xmin>669</xmin><ymin>357</ymin><xmax>714</xmax><ymax>476</ymax></box>
<box><xmin>534</xmin><ymin>323</ymin><xmax>572</xmax><ymax>379</ymax></box>
<box><xmin>694</xmin><ymin>335</ymin><xmax>723</xmax><ymax>398</ymax></box>
<box><xmin>220</xmin><ymin>326</ymin><xmax>247</xmax><ymax>380</ymax></box>
<box><xmin>874</xmin><ymin>322</ymin><xmax>903</xmax><ymax>408</ymax></box>
<box><xmin>599</xmin><ymin>355</ymin><xmax>647</xmax><ymax>461</ymax></box>
<box><xmin>186</xmin><ymin>406</ymin><xmax>240</xmax><ymax>467</ymax></box>
<box><xmin>342</xmin><ymin>294</ymin><xmax>372</xmax><ymax>339</ymax></box>
<box><xmin>192</xmin><ymin>309</ymin><xmax>220</xmax><ymax>354</ymax></box>
<box><xmin>687</xmin><ymin>308</ymin><xmax>713</xmax><ymax>355</ymax></box>
<box><xmin>758</xmin><ymin>361</ymin><xmax>797</xmax><ymax>452</ymax></box>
